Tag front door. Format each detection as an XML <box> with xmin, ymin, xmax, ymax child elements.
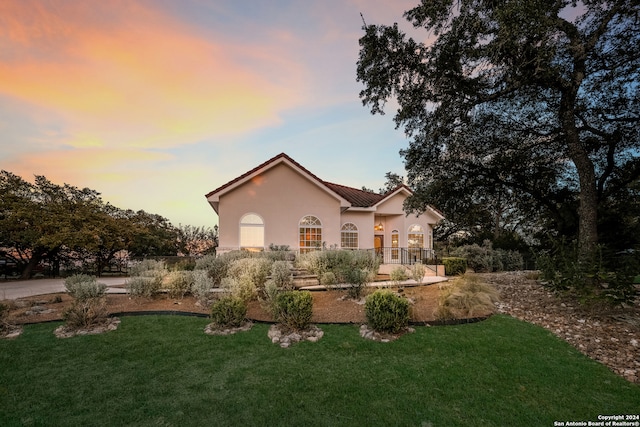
<box><xmin>374</xmin><ymin>235</ymin><xmax>384</xmax><ymax>257</ymax></box>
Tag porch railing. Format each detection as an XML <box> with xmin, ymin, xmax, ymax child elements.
<box><xmin>369</xmin><ymin>247</ymin><xmax>438</xmax><ymax>267</ymax></box>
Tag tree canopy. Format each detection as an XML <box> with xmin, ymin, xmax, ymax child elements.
<box><xmin>0</xmin><ymin>171</ymin><xmax>186</xmax><ymax>278</ymax></box>
<box><xmin>357</xmin><ymin>0</ymin><xmax>640</xmax><ymax>260</ymax></box>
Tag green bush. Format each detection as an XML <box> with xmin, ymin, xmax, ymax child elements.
<box><xmin>227</xmin><ymin>258</ymin><xmax>273</xmax><ymax>293</ymax></box>
<box><xmin>320</xmin><ymin>271</ymin><xmax>337</xmax><ymax>287</ymax></box>
<box><xmin>165</xmin><ymin>271</ymin><xmax>194</xmax><ymax>299</ymax></box>
<box><xmin>451</xmin><ymin>243</ymin><xmax>493</xmax><ymax>272</ymax></box>
<box><xmin>63</xmin><ymin>274</ymin><xmax>108</xmax><ymax>328</ymax></box>
<box><xmin>390</xmin><ymin>266</ymin><xmax>408</xmax><ymax>284</ymax></box>
<box><xmin>298</xmin><ymin>250</ymin><xmax>379</xmax><ymax>282</ymax></box>
<box><xmin>270</xmin><ymin>261</ymin><xmax>293</xmax><ymax>290</ymax></box>
<box><xmin>64</xmin><ymin>274</ymin><xmax>107</xmax><ymax>301</ymax></box>
<box><xmin>129</xmin><ymin>259</ymin><xmax>167</xmax><ymax>277</ymax></box>
<box><xmin>210</xmin><ymin>296</ymin><xmax>247</xmax><ymax>328</ymax></box>
<box><xmin>442</xmin><ymin>257</ymin><xmax>467</xmax><ymax>276</ymax></box>
<box><xmin>435</xmin><ymin>274</ymin><xmax>499</xmax><ymax>320</ymax></box>
<box><xmin>125</xmin><ymin>276</ymin><xmax>160</xmax><ymax>298</ymax></box>
<box><xmin>343</xmin><ymin>268</ymin><xmax>371</xmax><ymax>299</ymax></box>
<box><xmin>273</xmin><ymin>291</ymin><xmax>313</xmax><ymax>331</ymax></box>
<box><xmin>191</xmin><ymin>270</ymin><xmax>214</xmax><ymax>304</ymax></box>
<box><xmin>221</xmin><ymin>276</ymin><xmax>255</xmax><ymax>303</ymax></box>
<box><xmin>410</xmin><ymin>263</ymin><xmax>426</xmax><ymax>283</ymax></box>
<box><xmin>365</xmin><ymin>290</ymin><xmax>410</xmax><ymax>334</ymax></box>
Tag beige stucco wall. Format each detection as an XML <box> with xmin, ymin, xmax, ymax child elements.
<box><xmin>217</xmin><ymin>163</ymin><xmax>343</xmax><ymax>251</ymax></box>
<box><xmin>339</xmin><ymin>210</ymin><xmax>375</xmax><ymax>249</ymax></box>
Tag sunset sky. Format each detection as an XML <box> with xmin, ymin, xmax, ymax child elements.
<box><xmin>0</xmin><ymin>0</ymin><xmax>422</xmax><ymax>228</ymax></box>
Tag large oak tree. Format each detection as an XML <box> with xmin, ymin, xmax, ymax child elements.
<box><xmin>357</xmin><ymin>0</ymin><xmax>640</xmax><ymax>262</ymax></box>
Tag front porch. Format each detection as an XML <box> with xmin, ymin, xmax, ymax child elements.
<box><xmin>370</xmin><ymin>247</ymin><xmax>444</xmax><ymax>276</ymax></box>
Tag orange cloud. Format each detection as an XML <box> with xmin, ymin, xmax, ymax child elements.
<box><xmin>0</xmin><ymin>0</ymin><xmax>302</xmax><ymax>149</ymax></box>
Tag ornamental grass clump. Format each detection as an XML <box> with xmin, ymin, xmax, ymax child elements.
<box><xmin>410</xmin><ymin>263</ymin><xmax>426</xmax><ymax>283</ymax></box>
<box><xmin>210</xmin><ymin>296</ymin><xmax>247</xmax><ymax>328</ymax></box>
<box><xmin>273</xmin><ymin>290</ymin><xmax>313</xmax><ymax>331</ymax></box>
<box><xmin>435</xmin><ymin>273</ymin><xmax>500</xmax><ymax>320</ymax></box>
<box><xmin>365</xmin><ymin>290</ymin><xmax>410</xmax><ymax>334</ymax></box>
<box><xmin>63</xmin><ymin>274</ymin><xmax>108</xmax><ymax>329</ymax></box>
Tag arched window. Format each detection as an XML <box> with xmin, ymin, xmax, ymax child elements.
<box><xmin>240</xmin><ymin>213</ymin><xmax>264</xmax><ymax>251</ymax></box>
<box><xmin>341</xmin><ymin>223</ymin><xmax>358</xmax><ymax>249</ymax></box>
<box><xmin>299</xmin><ymin>215</ymin><xmax>321</xmax><ymax>253</ymax></box>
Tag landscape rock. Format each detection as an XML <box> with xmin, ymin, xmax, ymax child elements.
<box><xmin>204</xmin><ymin>321</ymin><xmax>253</xmax><ymax>336</ymax></box>
<box><xmin>54</xmin><ymin>317</ymin><xmax>121</xmax><ymax>339</ymax></box>
<box><xmin>486</xmin><ymin>271</ymin><xmax>640</xmax><ymax>384</ymax></box>
<box><xmin>268</xmin><ymin>324</ymin><xmax>323</xmax><ymax>348</ymax></box>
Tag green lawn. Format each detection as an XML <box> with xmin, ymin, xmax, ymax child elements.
<box><xmin>1</xmin><ymin>315</ymin><xmax>638</xmax><ymax>426</ymax></box>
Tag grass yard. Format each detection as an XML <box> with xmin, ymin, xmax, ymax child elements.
<box><xmin>1</xmin><ymin>315</ymin><xmax>638</xmax><ymax>426</ymax></box>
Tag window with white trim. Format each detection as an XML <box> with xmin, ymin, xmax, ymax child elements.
<box><xmin>240</xmin><ymin>213</ymin><xmax>264</xmax><ymax>250</ymax></box>
<box><xmin>299</xmin><ymin>215</ymin><xmax>322</xmax><ymax>253</ymax></box>
<box><xmin>407</xmin><ymin>224</ymin><xmax>424</xmax><ymax>248</ymax></box>
<box><xmin>341</xmin><ymin>223</ymin><xmax>358</xmax><ymax>249</ymax></box>
<box><xmin>391</xmin><ymin>229</ymin><xmax>399</xmax><ymax>260</ymax></box>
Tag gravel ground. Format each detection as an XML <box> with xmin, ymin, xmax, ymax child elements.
<box><xmin>483</xmin><ymin>271</ymin><xmax>640</xmax><ymax>384</ymax></box>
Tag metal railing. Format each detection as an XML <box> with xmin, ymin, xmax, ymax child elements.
<box><xmin>369</xmin><ymin>247</ymin><xmax>438</xmax><ymax>268</ymax></box>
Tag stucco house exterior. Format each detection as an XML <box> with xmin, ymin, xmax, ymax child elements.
<box><xmin>205</xmin><ymin>153</ymin><xmax>444</xmax><ymax>266</ymax></box>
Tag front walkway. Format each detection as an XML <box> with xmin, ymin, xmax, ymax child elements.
<box><xmin>298</xmin><ymin>275</ymin><xmax>448</xmax><ymax>291</ymax></box>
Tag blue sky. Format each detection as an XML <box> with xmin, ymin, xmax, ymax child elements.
<box><xmin>0</xmin><ymin>0</ymin><xmax>419</xmax><ymax>228</ymax></box>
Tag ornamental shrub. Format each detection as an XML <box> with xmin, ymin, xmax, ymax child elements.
<box><xmin>410</xmin><ymin>263</ymin><xmax>426</xmax><ymax>283</ymax></box>
<box><xmin>390</xmin><ymin>266</ymin><xmax>408</xmax><ymax>284</ymax></box>
<box><xmin>270</xmin><ymin>261</ymin><xmax>293</xmax><ymax>290</ymax></box>
<box><xmin>64</xmin><ymin>274</ymin><xmax>107</xmax><ymax>301</ymax></box>
<box><xmin>320</xmin><ymin>271</ymin><xmax>337</xmax><ymax>287</ymax></box>
<box><xmin>129</xmin><ymin>259</ymin><xmax>166</xmax><ymax>277</ymax></box>
<box><xmin>191</xmin><ymin>270</ymin><xmax>214</xmax><ymax>304</ymax></box>
<box><xmin>210</xmin><ymin>296</ymin><xmax>247</xmax><ymax>328</ymax></box>
<box><xmin>126</xmin><ymin>276</ymin><xmax>161</xmax><ymax>298</ymax></box>
<box><xmin>442</xmin><ymin>257</ymin><xmax>467</xmax><ymax>276</ymax></box>
<box><xmin>365</xmin><ymin>290</ymin><xmax>410</xmax><ymax>334</ymax></box>
<box><xmin>343</xmin><ymin>268</ymin><xmax>371</xmax><ymax>299</ymax></box>
<box><xmin>63</xmin><ymin>274</ymin><xmax>108</xmax><ymax>328</ymax></box>
<box><xmin>165</xmin><ymin>270</ymin><xmax>194</xmax><ymax>299</ymax></box>
<box><xmin>227</xmin><ymin>258</ymin><xmax>273</xmax><ymax>293</ymax></box>
<box><xmin>273</xmin><ymin>290</ymin><xmax>313</xmax><ymax>331</ymax></box>
<box><xmin>298</xmin><ymin>250</ymin><xmax>379</xmax><ymax>282</ymax></box>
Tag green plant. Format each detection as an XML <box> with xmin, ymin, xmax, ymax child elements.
<box><xmin>125</xmin><ymin>276</ymin><xmax>161</xmax><ymax>298</ymax></box>
<box><xmin>227</xmin><ymin>257</ymin><xmax>273</xmax><ymax>295</ymax></box>
<box><xmin>320</xmin><ymin>271</ymin><xmax>337</xmax><ymax>287</ymax></box>
<box><xmin>410</xmin><ymin>262</ymin><xmax>426</xmax><ymax>283</ymax></box>
<box><xmin>191</xmin><ymin>270</ymin><xmax>214</xmax><ymax>304</ymax></box>
<box><xmin>210</xmin><ymin>296</ymin><xmax>247</xmax><ymax>328</ymax></box>
<box><xmin>129</xmin><ymin>259</ymin><xmax>167</xmax><ymax>276</ymax></box>
<box><xmin>365</xmin><ymin>290</ymin><xmax>410</xmax><ymax>334</ymax></box>
<box><xmin>442</xmin><ymin>257</ymin><xmax>467</xmax><ymax>276</ymax></box>
<box><xmin>270</xmin><ymin>261</ymin><xmax>293</xmax><ymax>290</ymax></box>
<box><xmin>297</xmin><ymin>249</ymin><xmax>380</xmax><ymax>282</ymax></box>
<box><xmin>64</xmin><ymin>274</ymin><xmax>107</xmax><ymax>301</ymax></box>
<box><xmin>435</xmin><ymin>274</ymin><xmax>499</xmax><ymax>320</ymax></box>
<box><xmin>343</xmin><ymin>268</ymin><xmax>370</xmax><ymax>299</ymax></box>
<box><xmin>165</xmin><ymin>271</ymin><xmax>194</xmax><ymax>299</ymax></box>
<box><xmin>62</xmin><ymin>274</ymin><xmax>109</xmax><ymax>328</ymax></box>
<box><xmin>390</xmin><ymin>266</ymin><xmax>408</xmax><ymax>284</ymax></box>
<box><xmin>273</xmin><ymin>290</ymin><xmax>313</xmax><ymax>331</ymax></box>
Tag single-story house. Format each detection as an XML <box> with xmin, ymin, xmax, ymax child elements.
<box><xmin>205</xmin><ymin>153</ymin><xmax>444</xmax><ymax>267</ymax></box>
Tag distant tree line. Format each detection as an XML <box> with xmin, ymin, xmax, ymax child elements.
<box><xmin>0</xmin><ymin>171</ymin><xmax>217</xmax><ymax>279</ymax></box>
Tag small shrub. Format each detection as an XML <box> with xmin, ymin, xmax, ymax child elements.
<box><xmin>62</xmin><ymin>274</ymin><xmax>109</xmax><ymax>329</ymax></box>
<box><xmin>435</xmin><ymin>274</ymin><xmax>499</xmax><ymax>320</ymax></box>
<box><xmin>126</xmin><ymin>273</ymin><xmax>162</xmax><ymax>298</ymax></box>
<box><xmin>191</xmin><ymin>270</ymin><xmax>214</xmax><ymax>304</ymax></box>
<box><xmin>63</xmin><ymin>299</ymin><xmax>108</xmax><ymax>329</ymax></box>
<box><xmin>410</xmin><ymin>263</ymin><xmax>426</xmax><ymax>283</ymax></box>
<box><xmin>442</xmin><ymin>257</ymin><xmax>467</xmax><ymax>276</ymax></box>
<box><xmin>227</xmin><ymin>258</ymin><xmax>273</xmax><ymax>294</ymax></box>
<box><xmin>221</xmin><ymin>276</ymin><xmax>256</xmax><ymax>303</ymax></box>
<box><xmin>165</xmin><ymin>271</ymin><xmax>194</xmax><ymax>299</ymax></box>
<box><xmin>365</xmin><ymin>290</ymin><xmax>410</xmax><ymax>334</ymax></box>
<box><xmin>0</xmin><ymin>302</ymin><xmax>16</xmax><ymax>334</ymax></box>
<box><xmin>273</xmin><ymin>291</ymin><xmax>313</xmax><ymax>331</ymax></box>
<box><xmin>320</xmin><ymin>271</ymin><xmax>337</xmax><ymax>287</ymax></box>
<box><xmin>270</xmin><ymin>261</ymin><xmax>293</xmax><ymax>290</ymax></box>
<box><xmin>343</xmin><ymin>268</ymin><xmax>370</xmax><ymax>299</ymax></box>
<box><xmin>129</xmin><ymin>259</ymin><xmax>166</xmax><ymax>276</ymax></box>
<box><xmin>390</xmin><ymin>266</ymin><xmax>408</xmax><ymax>284</ymax></box>
<box><xmin>210</xmin><ymin>296</ymin><xmax>247</xmax><ymax>328</ymax></box>
<box><xmin>64</xmin><ymin>274</ymin><xmax>107</xmax><ymax>301</ymax></box>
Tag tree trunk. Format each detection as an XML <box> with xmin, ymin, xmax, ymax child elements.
<box><xmin>561</xmin><ymin>94</ymin><xmax>599</xmax><ymax>264</ymax></box>
<box><xmin>20</xmin><ymin>251</ymin><xmax>42</xmax><ymax>279</ymax></box>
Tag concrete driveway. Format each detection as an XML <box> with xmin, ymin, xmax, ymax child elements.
<box><xmin>0</xmin><ymin>277</ymin><xmax>128</xmax><ymax>300</ymax></box>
